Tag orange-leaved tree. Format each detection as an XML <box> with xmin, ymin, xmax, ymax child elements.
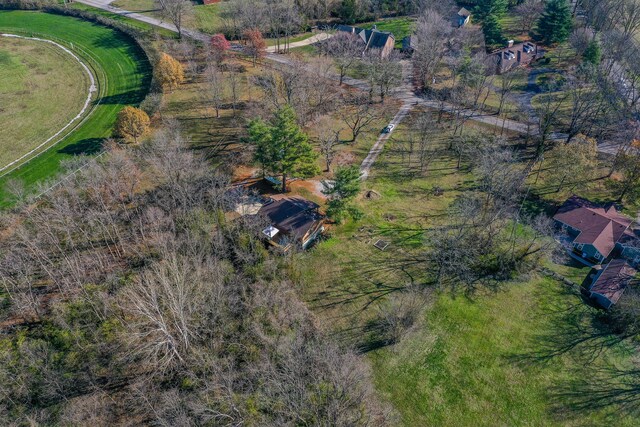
<box><xmin>115</xmin><ymin>106</ymin><xmax>150</xmax><ymax>143</ymax></box>
<box><xmin>210</xmin><ymin>33</ymin><xmax>231</xmax><ymax>63</ymax></box>
<box><xmin>155</xmin><ymin>53</ymin><xmax>184</xmax><ymax>92</ymax></box>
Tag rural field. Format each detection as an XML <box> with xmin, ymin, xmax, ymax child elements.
<box><xmin>0</xmin><ymin>36</ymin><xmax>90</xmax><ymax>170</ymax></box>
<box><xmin>0</xmin><ymin>10</ymin><xmax>150</xmax><ymax>194</ymax></box>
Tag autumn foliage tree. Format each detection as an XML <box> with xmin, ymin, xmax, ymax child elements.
<box><xmin>154</xmin><ymin>53</ymin><xmax>184</xmax><ymax>92</ymax></box>
<box><xmin>243</xmin><ymin>28</ymin><xmax>267</xmax><ymax>65</ymax></box>
<box><xmin>115</xmin><ymin>106</ymin><xmax>150</xmax><ymax>143</ymax></box>
<box><xmin>210</xmin><ymin>33</ymin><xmax>231</xmax><ymax>63</ymax></box>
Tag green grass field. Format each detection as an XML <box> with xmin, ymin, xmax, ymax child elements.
<box><xmin>297</xmin><ymin>111</ymin><xmax>640</xmax><ymax>426</ymax></box>
<box><xmin>0</xmin><ymin>11</ymin><xmax>150</xmax><ymax>200</ymax></box>
<box><xmin>0</xmin><ymin>36</ymin><xmax>90</xmax><ymax>169</ymax></box>
<box><xmin>361</xmin><ymin>17</ymin><xmax>415</xmax><ymax>48</ymax></box>
<box><xmin>370</xmin><ymin>276</ymin><xmax>637</xmax><ymax>426</ymax></box>
<box><xmin>110</xmin><ymin>0</ymin><xmax>222</xmax><ymax>34</ymax></box>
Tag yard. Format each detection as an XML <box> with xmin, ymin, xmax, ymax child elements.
<box><xmin>361</xmin><ymin>17</ymin><xmax>415</xmax><ymax>48</ymax></box>
<box><xmin>371</xmin><ymin>275</ymin><xmax>637</xmax><ymax>426</ymax></box>
<box><xmin>110</xmin><ymin>0</ymin><xmax>223</xmax><ymax>34</ymax></box>
<box><xmin>296</xmin><ymin>109</ymin><xmax>640</xmax><ymax>425</ymax></box>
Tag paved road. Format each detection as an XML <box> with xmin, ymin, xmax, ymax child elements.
<box><xmin>77</xmin><ymin>0</ymin><xmax>535</xmax><ymax>135</ymax></box>
<box><xmin>360</xmin><ymin>104</ymin><xmax>413</xmax><ymax>180</ymax></box>
<box><xmin>75</xmin><ymin>0</ymin><xmax>622</xmax><ymax>163</ymax></box>
<box><xmin>76</xmin><ymin>0</ymin><xmax>209</xmax><ymax>41</ymax></box>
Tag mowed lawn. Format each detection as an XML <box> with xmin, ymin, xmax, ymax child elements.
<box><xmin>0</xmin><ymin>36</ymin><xmax>90</xmax><ymax>170</ymax></box>
<box><xmin>0</xmin><ymin>11</ymin><xmax>150</xmax><ymax>198</ymax></box>
<box><xmin>370</xmin><ymin>277</ymin><xmax>638</xmax><ymax>426</ymax></box>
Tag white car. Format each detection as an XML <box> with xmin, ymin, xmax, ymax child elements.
<box><xmin>382</xmin><ymin>124</ymin><xmax>395</xmax><ymax>134</ymax></box>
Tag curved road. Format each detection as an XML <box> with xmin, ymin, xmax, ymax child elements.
<box><xmin>74</xmin><ymin>0</ymin><xmax>622</xmax><ymax>176</ymax></box>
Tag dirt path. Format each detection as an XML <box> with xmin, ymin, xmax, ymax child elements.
<box><xmin>266</xmin><ymin>33</ymin><xmax>332</xmax><ymax>53</ymax></box>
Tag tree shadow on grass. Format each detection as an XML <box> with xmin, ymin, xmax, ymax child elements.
<box><xmin>58</xmin><ymin>138</ymin><xmax>104</xmax><ymax>156</ymax></box>
<box><xmin>508</xmin><ymin>282</ymin><xmax>627</xmax><ymax>365</ymax></box>
<box><xmin>506</xmin><ymin>280</ymin><xmax>640</xmax><ymax>420</ymax></box>
<box><xmin>96</xmin><ymin>90</ymin><xmax>149</xmax><ymax>106</ymax></box>
<box><xmin>550</xmin><ymin>364</ymin><xmax>640</xmax><ymax>419</ymax></box>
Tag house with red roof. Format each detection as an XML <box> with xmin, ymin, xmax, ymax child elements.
<box><xmin>553</xmin><ymin>196</ymin><xmax>639</xmax><ymax>266</ymax></box>
<box><xmin>587</xmin><ymin>259</ymin><xmax>637</xmax><ymax>309</ymax></box>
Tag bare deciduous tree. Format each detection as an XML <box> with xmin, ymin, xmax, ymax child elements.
<box><xmin>342</xmin><ymin>95</ymin><xmax>378</xmax><ymax>143</ymax></box>
<box><xmin>318</xmin><ymin>128</ymin><xmax>341</xmax><ymax>172</ymax></box>
<box><xmin>155</xmin><ymin>0</ymin><xmax>193</xmax><ymax>38</ymax></box>
<box><xmin>412</xmin><ymin>8</ymin><xmax>453</xmax><ymax>90</ymax></box>
<box><xmin>320</xmin><ymin>31</ymin><xmax>363</xmax><ymax>85</ymax></box>
<box><xmin>204</xmin><ymin>63</ymin><xmax>225</xmax><ymax>118</ymax></box>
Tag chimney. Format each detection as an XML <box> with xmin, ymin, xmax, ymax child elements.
<box><xmin>507</xmin><ymin>40</ymin><xmax>514</xmax><ymax>48</ymax></box>
<box><xmin>372</xmin><ymin>24</ymin><xmax>377</xmax><ymax>31</ymax></box>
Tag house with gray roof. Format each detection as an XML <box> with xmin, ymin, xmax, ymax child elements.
<box><xmin>458</xmin><ymin>7</ymin><xmax>471</xmax><ymax>27</ymax></box>
<box><xmin>336</xmin><ymin>24</ymin><xmax>395</xmax><ymax>58</ymax></box>
<box><xmin>258</xmin><ymin>196</ymin><xmax>325</xmax><ymax>251</ymax></box>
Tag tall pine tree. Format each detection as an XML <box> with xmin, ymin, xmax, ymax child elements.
<box><xmin>474</xmin><ymin>0</ymin><xmax>508</xmax><ymax>20</ymax></box>
<box><xmin>482</xmin><ymin>14</ymin><xmax>506</xmax><ymax>48</ymax></box>
<box><xmin>536</xmin><ymin>0</ymin><xmax>573</xmax><ymax>44</ymax></box>
<box><xmin>249</xmin><ymin>106</ymin><xmax>319</xmax><ymax>193</ymax></box>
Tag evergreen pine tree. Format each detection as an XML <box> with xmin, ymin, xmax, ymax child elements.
<box><xmin>340</xmin><ymin>0</ymin><xmax>358</xmax><ymax>24</ymax></box>
<box><xmin>583</xmin><ymin>40</ymin><xmax>601</xmax><ymax>64</ymax></box>
<box><xmin>249</xmin><ymin>106</ymin><xmax>319</xmax><ymax>193</ymax></box>
<box><xmin>536</xmin><ymin>0</ymin><xmax>573</xmax><ymax>45</ymax></box>
<box><xmin>482</xmin><ymin>14</ymin><xmax>506</xmax><ymax>48</ymax></box>
<box><xmin>474</xmin><ymin>0</ymin><xmax>508</xmax><ymax>20</ymax></box>
<box><xmin>322</xmin><ymin>166</ymin><xmax>362</xmax><ymax>222</ymax></box>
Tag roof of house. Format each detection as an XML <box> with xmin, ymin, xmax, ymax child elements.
<box><xmin>554</xmin><ymin>196</ymin><xmax>633</xmax><ymax>258</ymax></box>
<box><xmin>336</xmin><ymin>24</ymin><xmax>357</xmax><ymax>33</ymax></box>
<box><xmin>361</xmin><ymin>28</ymin><xmax>394</xmax><ymax>49</ymax></box>
<box><xmin>258</xmin><ymin>197</ymin><xmax>322</xmax><ymax>242</ymax></box>
<box><xmin>402</xmin><ymin>35</ymin><xmax>417</xmax><ymax>50</ymax></box>
<box><xmin>336</xmin><ymin>25</ymin><xmax>394</xmax><ymax>50</ymax></box>
<box><xmin>590</xmin><ymin>259</ymin><xmax>637</xmax><ymax>305</ymax></box>
<box><xmin>458</xmin><ymin>7</ymin><xmax>471</xmax><ymax>17</ymax></box>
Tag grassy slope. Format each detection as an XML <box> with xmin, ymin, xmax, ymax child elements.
<box><xmin>361</xmin><ymin>17</ymin><xmax>415</xmax><ymax>48</ymax></box>
<box><xmin>0</xmin><ymin>11</ymin><xmax>150</xmax><ymax>200</ymax></box>
<box><xmin>70</xmin><ymin>2</ymin><xmax>177</xmax><ymax>37</ymax></box>
<box><xmin>0</xmin><ymin>37</ymin><xmax>89</xmax><ymax>168</ymax></box>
